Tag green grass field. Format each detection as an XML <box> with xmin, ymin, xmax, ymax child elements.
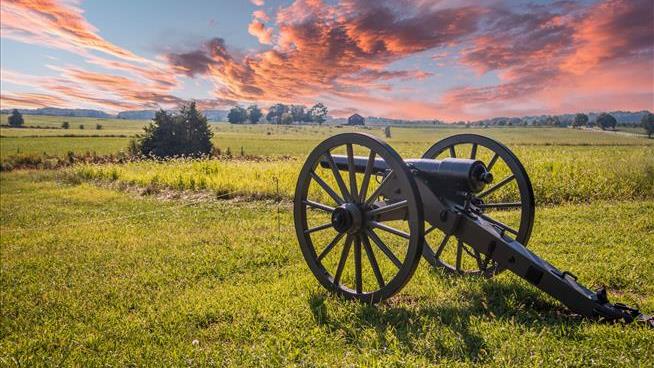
<box><xmin>1</xmin><ymin>120</ymin><xmax>653</xmax><ymax>366</ymax></box>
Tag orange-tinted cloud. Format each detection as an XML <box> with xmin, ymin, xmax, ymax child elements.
<box><xmin>562</xmin><ymin>0</ymin><xmax>653</xmax><ymax>75</ymax></box>
<box><xmin>2</xmin><ymin>0</ymin><xmax>652</xmax><ymax>120</ymax></box>
<box><xmin>1</xmin><ymin>92</ymin><xmax>69</xmax><ymax>108</ymax></box>
<box><xmin>250</xmin><ymin>0</ymin><xmax>264</xmax><ymax>6</ymax></box>
<box><xmin>248</xmin><ymin>20</ymin><xmax>273</xmax><ymax>44</ymax></box>
<box><xmin>442</xmin><ymin>0</ymin><xmax>653</xmax><ymax>118</ymax></box>
<box><xmin>167</xmin><ymin>0</ymin><xmax>483</xmax><ymax>117</ymax></box>
<box><xmin>1</xmin><ymin>0</ymin><xmax>139</xmax><ymax>61</ymax></box>
<box><xmin>253</xmin><ymin>10</ymin><xmax>269</xmax><ymax>22</ymax></box>
<box><xmin>1</xmin><ymin>0</ymin><xmax>181</xmax><ymax>110</ymax></box>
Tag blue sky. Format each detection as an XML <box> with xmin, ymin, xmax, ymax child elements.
<box><xmin>1</xmin><ymin>0</ymin><xmax>652</xmax><ymax>120</ymax></box>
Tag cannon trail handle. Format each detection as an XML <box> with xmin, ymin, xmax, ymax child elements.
<box><xmin>456</xmin><ymin>211</ymin><xmax>654</xmax><ymax>326</ymax></box>
<box><xmin>412</xmin><ymin>179</ymin><xmax>653</xmax><ymax>326</ymax></box>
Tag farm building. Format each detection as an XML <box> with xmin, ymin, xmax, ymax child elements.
<box><xmin>347</xmin><ymin>113</ymin><xmax>365</xmax><ymax>126</ymax></box>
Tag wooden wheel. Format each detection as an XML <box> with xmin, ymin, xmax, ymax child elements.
<box><xmin>294</xmin><ymin>133</ymin><xmax>424</xmax><ymax>302</ymax></box>
<box><xmin>421</xmin><ymin>134</ymin><xmax>535</xmax><ymax>277</ymax></box>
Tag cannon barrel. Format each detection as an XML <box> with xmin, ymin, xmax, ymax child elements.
<box><xmin>320</xmin><ymin>155</ymin><xmax>493</xmax><ymax>193</ymax></box>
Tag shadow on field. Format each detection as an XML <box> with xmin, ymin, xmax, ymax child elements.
<box><xmin>308</xmin><ymin>277</ymin><xmax>582</xmax><ymax>362</ymax></box>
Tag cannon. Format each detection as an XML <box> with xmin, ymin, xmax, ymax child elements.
<box><xmin>294</xmin><ymin>133</ymin><xmax>652</xmax><ymax>326</ymax></box>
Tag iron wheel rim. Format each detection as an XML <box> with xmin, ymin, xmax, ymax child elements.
<box><xmin>294</xmin><ymin>133</ymin><xmax>424</xmax><ymax>302</ymax></box>
<box><xmin>421</xmin><ymin>134</ymin><xmax>535</xmax><ymax>277</ymax></box>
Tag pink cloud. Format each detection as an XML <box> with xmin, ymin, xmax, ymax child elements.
<box><xmin>167</xmin><ymin>0</ymin><xmax>483</xmax><ymax>119</ymax></box>
<box><xmin>253</xmin><ymin>9</ymin><xmax>270</xmax><ymax>22</ymax></box>
<box><xmin>248</xmin><ymin>20</ymin><xmax>273</xmax><ymax>44</ymax></box>
<box><xmin>1</xmin><ymin>0</ymin><xmax>652</xmax><ymax>120</ymax></box>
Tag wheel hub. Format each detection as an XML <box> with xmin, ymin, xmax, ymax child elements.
<box><xmin>331</xmin><ymin>203</ymin><xmax>363</xmax><ymax>234</ymax></box>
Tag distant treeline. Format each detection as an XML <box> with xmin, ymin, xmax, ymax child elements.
<box><xmin>227</xmin><ymin>103</ymin><xmax>328</xmax><ymax>125</ymax></box>
<box><xmin>1</xmin><ymin>107</ymin><xmax>650</xmax><ymax>127</ymax></box>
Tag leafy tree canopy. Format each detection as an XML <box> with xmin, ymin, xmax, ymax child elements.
<box><xmin>573</xmin><ymin>113</ymin><xmax>589</xmax><ymax>127</ymax></box>
<box><xmin>247</xmin><ymin>105</ymin><xmax>262</xmax><ymax>124</ymax></box>
<box><xmin>8</xmin><ymin>109</ymin><xmax>24</xmax><ymax>127</ymax></box>
<box><xmin>309</xmin><ymin>103</ymin><xmax>328</xmax><ymax>125</ymax></box>
<box><xmin>641</xmin><ymin>112</ymin><xmax>654</xmax><ymax>138</ymax></box>
<box><xmin>137</xmin><ymin>102</ymin><xmax>213</xmax><ymax>158</ymax></box>
<box><xmin>228</xmin><ymin>106</ymin><xmax>248</xmax><ymax>124</ymax></box>
<box><xmin>596</xmin><ymin>113</ymin><xmax>617</xmax><ymax>130</ymax></box>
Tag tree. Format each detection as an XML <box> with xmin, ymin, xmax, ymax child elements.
<box><xmin>61</xmin><ymin>121</ymin><xmax>70</xmax><ymax>129</ymax></box>
<box><xmin>266</xmin><ymin>103</ymin><xmax>288</xmax><ymax>124</ymax></box>
<box><xmin>641</xmin><ymin>112</ymin><xmax>654</xmax><ymax>138</ymax></box>
<box><xmin>290</xmin><ymin>105</ymin><xmax>306</xmax><ymax>123</ymax></box>
<box><xmin>227</xmin><ymin>106</ymin><xmax>247</xmax><ymax>124</ymax></box>
<box><xmin>8</xmin><ymin>109</ymin><xmax>24</xmax><ymax>127</ymax></box>
<box><xmin>309</xmin><ymin>103</ymin><xmax>328</xmax><ymax>125</ymax></box>
<box><xmin>181</xmin><ymin>102</ymin><xmax>213</xmax><ymax>155</ymax></box>
<box><xmin>137</xmin><ymin>102</ymin><xmax>213</xmax><ymax>158</ymax></box>
<box><xmin>247</xmin><ymin>105</ymin><xmax>262</xmax><ymax>124</ymax></box>
<box><xmin>281</xmin><ymin>112</ymin><xmax>293</xmax><ymax>125</ymax></box>
<box><xmin>96</xmin><ymin>123</ymin><xmax>103</xmax><ymax>130</ymax></box>
<box><xmin>545</xmin><ymin>116</ymin><xmax>561</xmax><ymax>127</ymax></box>
<box><xmin>79</xmin><ymin>124</ymin><xmax>85</xmax><ymax>129</ymax></box>
<box><xmin>384</xmin><ymin>126</ymin><xmax>391</xmax><ymax>138</ymax></box>
<box><xmin>597</xmin><ymin>113</ymin><xmax>617</xmax><ymax>130</ymax></box>
<box><xmin>573</xmin><ymin>113</ymin><xmax>588</xmax><ymax>128</ymax></box>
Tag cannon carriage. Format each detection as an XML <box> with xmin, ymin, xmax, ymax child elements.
<box><xmin>294</xmin><ymin>133</ymin><xmax>652</xmax><ymax>325</ymax></box>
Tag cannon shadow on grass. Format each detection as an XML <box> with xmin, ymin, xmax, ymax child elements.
<box><xmin>308</xmin><ymin>274</ymin><xmax>583</xmax><ymax>363</ymax></box>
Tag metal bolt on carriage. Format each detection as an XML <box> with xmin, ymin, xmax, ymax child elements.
<box><xmin>293</xmin><ymin>133</ymin><xmax>653</xmax><ymax>326</ymax></box>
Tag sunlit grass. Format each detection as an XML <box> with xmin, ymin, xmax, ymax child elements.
<box><xmin>71</xmin><ymin>145</ymin><xmax>654</xmax><ymax>205</ymax></box>
<box><xmin>1</xmin><ymin>171</ymin><xmax>652</xmax><ymax>366</ymax></box>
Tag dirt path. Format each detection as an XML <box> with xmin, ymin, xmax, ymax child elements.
<box><xmin>578</xmin><ymin>127</ymin><xmax>648</xmax><ymax>138</ymax></box>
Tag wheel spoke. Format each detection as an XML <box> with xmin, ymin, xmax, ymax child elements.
<box><xmin>477</xmin><ymin>174</ymin><xmax>515</xmax><ymax>199</ymax></box>
<box><xmin>487</xmin><ymin>153</ymin><xmax>499</xmax><ymax>172</ymax></box>
<box><xmin>366</xmin><ymin>229</ymin><xmax>402</xmax><ymax>269</ymax></box>
<box><xmin>362</xmin><ymin>234</ymin><xmax>385</xmax><ymax>288</ymax></box>
<box><xmin>346</xmin><ymin>144</ymin><xmax>358</xmax><ymax>202</ymax></box>
<box><xmin>480</xmin><ymin>202</ymin><xmax>522</xmax><ymax>209</ymax></box>
<box><xmin>304</xmin><ymin>222</ymin><xmax>332</xmax><ymax>234</ymax></box>
<box><xmin>481</xmin><ymin>252</ymin><xmax>494</xmax><ymax>271</ymax></box>
<box><xmin>366</xmin><ymin>200</ymin><xmax>408</xmax><ymax>217</ymax></box>
<box><xmin>310</xmin><ymin>171</ymin><xmax>344</xmax><ymax>205</ymax></box>
<box><xmin>449</xmin><ymin>145</ymin><xmax>456</xmax><ymax>158</ymax></box>
<box><xmin>473</xmin><ymin>249</ymin><xmax>484</xmax><ymax>270</ymax></box>
<box><xmin>303</xmin><ymin>200</ymin><xmax>335</xmax><ymax>212</ymax></box>
<box><xmin>354</xmin><ymin>235</ymin><xmax>362</xmax><ymax>293</ymax></box>
<box><xmin>369</xmin><ymin>221</ymin><xmax>410</xmax><ymax>239</ymax></box>
<box><xmin>324</xmin><ymin>152</ymin><xmax>352</xmax><ymax>202</ymax></box>
<box><xmin>470</xmin><ymin>143</ymin><xmax>478</xmax><ymax>159</ymax></box>
<box><xmin>461</xmin><ymin>242</ymin><xmax>477</xmax><ymax>259</ymax></box>
<box><xmin>364</xmin><ymin>170</ymin><xmax>394</xmax><ymax>207</ymax></box>
<box><xmin>455</xmin><ymin>239</ymin><xmax>463</xmax><ymax>273</ymax></box>
<box><xmin>333</xmin><ymin>235</ymin><xmax>353</xmax><ymax>284</ymax></box>
<box><xmin>422</xmin><ymin>239</ymin><xmax>438</xmax><ymax>265</ymax></box>
<box><xmin>358</xmin><ymin>150</ymin><xmax>376</xmax><ymax>203</ymax></box>
<box><xmin>478</xmin><ymin>213</ymin><xmax>518</xmax><ymax>235</ymax></box>
<box><xmin>434</xmin><ymin>234</ymin><xmax>450</xmax><ymax>259</ymax></box>
<box><xmin>317</xmin><ymin>232</ymin><xmax>345</xmax><ymax>261</ymax></box>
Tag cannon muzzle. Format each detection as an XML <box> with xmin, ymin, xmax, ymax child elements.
<box><xmin>320</xmin><ymin>155</ymin><xmax>493</xmax><ymax>193</ymax></box>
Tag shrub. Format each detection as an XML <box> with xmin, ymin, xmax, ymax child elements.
<box><xmin>641</xmin><ymin>112</ymin><xmax>654</xmax><ymax>138</ymax></box>
<box><xmin>8</xmin><ymin>109</ymin><xmax>24</xmax><ymax>127</ymax></box>
<box><xmin>596</xmin><ymin>113</ymin><xmax>617</xmax><ymax>130</ymax></box>
<box><xmin>136</xmin><ymin>102</ymin><xmax>213</xmax><ymax>158</ymax></box>
<box><xmin>61</xmin><ymin>121</ymin><xmax>70</xmax><ymax>129</ymax></box>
